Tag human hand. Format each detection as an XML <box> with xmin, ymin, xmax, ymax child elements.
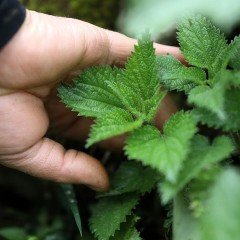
<box><xmin>0</xmin><ymin>10</ymin><xmax>182</xmax><ymax>191</ymax></box>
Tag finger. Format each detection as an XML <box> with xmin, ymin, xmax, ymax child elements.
<box><xmin>0</xmin><ymin>137</ymin><xmax>109</xmax><ymax>191</ymax></box>
<box><xmin>0</xmin><ymin>10</ymin><xmax>183</xmax><ymax>89</ymax></box>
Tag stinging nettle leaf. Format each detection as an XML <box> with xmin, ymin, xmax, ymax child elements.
<box><xmin>125</xmin><ymin>111</ymin><xmax>197</xmax><ymax>182</ymax></box>
<box><xmin>161</xmin><ymin>135</ymin><xmax>234</xmax><ymax>203</ymax></box>
<box><xmin>89</xmin><ymin>194</ymin><xmax>139</xmax><ymax>240</ymax></box>
<box><xmin>58</xmin><ymin>66</ymin><xmax>124</xmax><ymax>118</ymax></box>
<box><xmin>86</xmin><ymin>109</ymin><xmax>143</xmax><ymax>147</ymax></box>
<box><xmin>110</xmin><ymin>214</ymin><xmax>141</xmax><ymax>240</ymax></box>
<box><xmin>98</xmin><ymin>161</ymin><xmax>159</xmax><ymax>197</ymax></box>
<box><xmin>108</xmin><ymin>35</ymin><xmax>164</xmax><ymax>121</ymax></box>
<box><xmin>157</xmin><ymin>55</ymin><xmax>206</xmax><ymax>92</ymax></box>
<box><xmin>178</xmin><ymin>15</ymin><xmax>228</xmax><ymax>77</ymax></box>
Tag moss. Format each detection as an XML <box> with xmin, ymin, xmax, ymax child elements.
<box><xmin>21</xmin><ymin>0</ymin><xmax>121</xmax><ymax>29</ymax></box>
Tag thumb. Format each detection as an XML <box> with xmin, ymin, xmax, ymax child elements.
<box><xmin>1</xmin><ymin>137</ymin><xmax>109</xmax><ymax>191</ymax></box>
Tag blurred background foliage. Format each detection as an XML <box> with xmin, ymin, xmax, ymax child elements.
<box><xmin>119</xmin><ymin>0</ymin><xmax>240</xmax><ymax>41</ymax></box>
<box><xmin>1</xmin><ymin>0</ymin><xmax>240</xmax><ymax>239</ymax></box>
<box><xmin>20</xmin><ymin>0</ymin><xmax>121</xmax><ymax>29</ymax></box>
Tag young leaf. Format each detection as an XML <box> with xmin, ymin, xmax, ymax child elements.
<box><xmin>178</xmin><ymin>15</ymin><xmax>228</xmax><ymax>76</ymax></box>
<box><xmin>201</xmin><ymin>168</ymin><xmax>240</xmax><ymax>240</ymax></box>
<box><xmin>125</xmin><ymin>111</ymin><xmax>197</xmax><ymax>182</ymax></box>
<box><xmin>86</xmin><ymin>109</ymin><xmax>143</xmax><ymax>147</ymax></box>
<box><xmin>108</xmin><ymin>35</ymin><xmax>164</xmax><ymax>120</ymax></box>
<box><xmin>61</xmin><ymin>184</ymin><xmax>82</xmax><ymax>236</ymax></box>
<box><xmin>161</xmin><ymin>135</ymin><xmax>234</xmax><ymax>203</ymax></box>
<box><xmin>58</xmin><ymin>66</ymin><xmax>124</xmax><ymax>118</ymax></box>
<box><xmin>98</xmin><ymin>161</ymin><xmax>159</xmax><ymax>197</ymax></box>
<box><xmin>157</xmin><ymin>55</ymin><xmax>206</xmax><ymax>92</ymax></box>
<box><xmin>89</xmin><ymin>194</ymin><xmax>139</xmax><ymax>240</ymax></box>
<box><xmin>110</xmin><ymin>214</ymin><xmax>141</xmax><ymax>240</ymax></box>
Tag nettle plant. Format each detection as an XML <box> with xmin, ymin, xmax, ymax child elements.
<box><xmin>59</xmin><ymin>16</ymin><xmax>240</xmax><ymax>240</ymax></box>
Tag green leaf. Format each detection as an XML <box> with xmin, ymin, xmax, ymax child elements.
<box><xmin>201</xmin><ymin>168</ymin><xmax>240</xmax><ymax>240</ymax></box>
<box><xmin>89</xmin><ymin>194</ymin><xmax>139</xmax><ymax>240</ymax></box>
<box><xmin>157</xmin><ymin>55</ymin><xmax>206</xmax><ymax>92</ymax></box>
<box><xmin>58</xmin><ymin>66</ymin><xmax>124</xmax><ymax>118</ymax></box>
<box><xmin>229</xmin><ymin>35</ymin><xmax>240</xmax><ymax>70</ymax></box>
<box><xmin>98</xmin><ymin>161</ymin><xmax>159</xmax><ymax>197</ymax></box>
<box><xmin>173</xmin><ymin>194</ymin><xmax>201</xmax><ymax>240</ymax></box>
<box><xmin>161</xmin><ymin>135</ymin><xmax>234</xmax><ymax>203</ymax></box>
<box><xmin>192</xmin><ymin>87</ymin><xmax>240</xmax><ymax>131</ymax></box>
<box><xmin>108</xmin><ymin>36</ymin><xmax>164</xmax><ymax>120</ymax></box>
<box><xmin>110</xmin><ymin>215</ymin><xmax>141</xmax><ymax>240</ymax></box>
<box><xmin>125</xmin><ymin>111</ymin><xmax>197</xmax><ymax>182</ymax></box>
<box><xmin>61</xmin><ymin>184</ymin><xmax>82</xmax><ymax>236</ymax></box>
<box><xmin>178</xmin><ymin>15</ymin><xmax>228</xmax><ymax>76</ymax></box>
<box><xmin>86</xmin><ymin>109</ymin><xmax>143</xmax><ymax>147</ymax></box>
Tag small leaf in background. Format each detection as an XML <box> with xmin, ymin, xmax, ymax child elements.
<box><xmin>161</xmin><ymin>135</ymin><xmax>234</xmax><ymax>203</ymax></box>
<box><xmin>125</xmin><ymin>111</ymin><xmax>197</xmax><ymax>182</ymax></box>
<box><xmin>89</xmin><ymin>194</ymin><xmax>139</xmax><ymax>240</ymax></box>
<box><xmin>178</xmin><ymin>15</ymin><xmax>228</xmax><ymax>76</ymax></box>
<box><xmin>157</xmin><ymin>55</ymin><xmax>206</xmax><ymax>92</ymax></box>
<box><xmin>86</xmin><ymin>109</ymin><xmax>143</xmax><ymax>147</ymax></box>
<box><xmin>110</xmin><ymin>214</ymin><xmax>141</xmax><ymax>240</ymax></box>
<box><xmin>61</xmin><ymin>184</ymin><xmax>82</xmax><ymax>236</ymax></box>
<box><xmin>98</xmin><ymin>161</ymin><xmax>159</xmax><ymax>197</ymax></box>
<box><xmin>201</xmin><ymin>168</ymin><xmax>240</xmax><ymax>240</ymax></box>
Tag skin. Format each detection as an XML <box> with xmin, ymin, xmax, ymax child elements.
<box><xmin>0</xmin><ymin>10</ymin><xmax>182</xmax><ymax>191</ymax></box>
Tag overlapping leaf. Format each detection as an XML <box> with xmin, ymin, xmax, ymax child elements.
<box><xmin>59</xmin><ymin>37</ymin><xmax>164</xmax><ymax>145</ymax></box>
<box><xmin>161</xmin><ymin>135</ymin><xmax>234</xmax><ymax>203</ymax></box>
<box><xmin>125</xmin><ymin>111</ymin><xmax>197</xmax><ymax>182</ymax></box>
<box><xmin>178</xmin><ymin>15</ymin><xmax>228</xmax><ymax>77</ymax></box>
<box><xmin>157</xmin><ymin>55</ymin><xmax>206</xmax><ymax>92</ymax></box>
<box><xmin>110</xmin><ymin>215</ymin><xmax>141</xmax><ymax>240</ymax></box>
<box><xmin>99</xmin><ymin>161</ymin><xmax>159</xmax><ymax>197</ymax></box>
<box><xmin>89</xmin><ymin>194</ymin><xmax>139</xmax><ymax>240</ymax></box>
<box><xmin>86</xmin><ymin>110</ymin><xmax>143</xmax><ymax>147</ymax></box>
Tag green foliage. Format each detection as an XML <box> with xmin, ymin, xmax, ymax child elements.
<box><xmin>178</xmin><ymin>15</ymin><xmax>228</xmax><ymax>77</ymax></box>
<box><xmin>125</xmin><ymin>111</ymin><xmax>197</xmax><ymax>182</ymax></box>
<box><xmin>98</xmin><ymin>161</ymin><xmax>159</xmax><ymax>197</ymax></box>
<box><xmin>59</xmin><ymin>15</ymin><xmax>240</xmax><ymax>240</ymax></box>
<box><xmin>161</xmin><ymin>135</ymin><xmax>234</xmax><ymax>203</ymax></box>
<box><xmin>110</xmin><ymin>215</ymin><xmax>141</xmax><ymax>240</ymax></box>
<box><xmin>59</xmin><ymin>37</ymin><xmax>165</xmax><ymax>146</ymax></box>
<box><xmin>157</xmin><ymin>55</ymin><xmax>206</xmax><ymax>92</ymax></box>
<box><xmin>89</xmin><ymin>194</ymin><xmax>139</xmax><ymax>240</ymax></box>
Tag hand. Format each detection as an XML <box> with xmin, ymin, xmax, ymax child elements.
<box><xmin>0</xmin><ymin>10</ymin><xmax>182</xmax><ymax>191</ymax></box>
